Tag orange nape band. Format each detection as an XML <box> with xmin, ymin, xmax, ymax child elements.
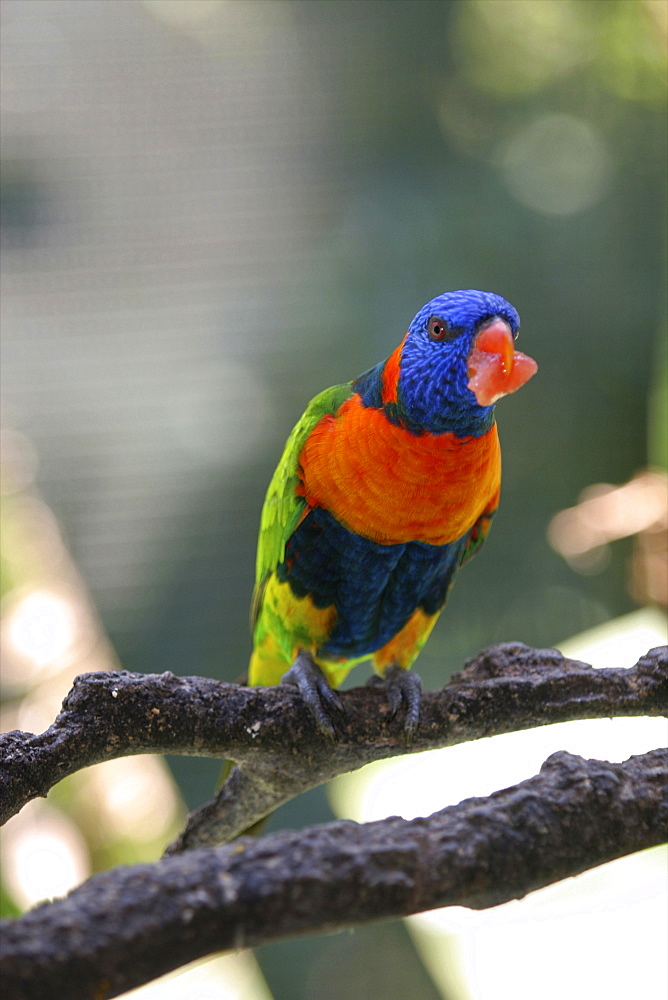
<box><xmin>381</xmin><ymin>333</ymin><xmax>407</xmax><ymax>405</ymax></box>
<box><xmin>298</xmin><ymin>394</ymin><xmax>501</xmax><ymax>546</ymax></box>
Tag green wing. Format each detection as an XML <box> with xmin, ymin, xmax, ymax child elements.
<box><xmin>251</xmin><ymin>381</ymin><xmax>353</xmax><ymax>629</ymax></box>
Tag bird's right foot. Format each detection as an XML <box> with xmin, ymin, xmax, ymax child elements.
<box><xmin>282</xmin><ymin>650</ymin><xmax>344</xmax><ymax>739</ymax></box>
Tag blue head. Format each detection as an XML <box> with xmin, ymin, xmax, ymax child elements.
<box><xmin>397</xmin><ymin>289</ymin><xmax>520</xmax><ymax>436</ymax></box>
<box><xmin>395</xmin><ymin>289</ymin><xmax>521</xmax><ymax>437</ymax></box>
<box><xmin>353</xmin><ymin>289</ymin><xmax>528</xmax><ymax>436</ymax></box>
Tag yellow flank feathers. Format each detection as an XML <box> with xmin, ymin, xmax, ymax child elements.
<box><xmin>250</xmin><ymin>574</ymin><xmax>337</xmax><ymax>686</ymax></box>
<box><xmin>249</xmin><ymin>573</ymin><xmax>375</xmax><ymax>689</ymax></box>
<box><xmin>371</xmin><ymin>607</ymin><xmax>439</xmax><ymax>672</ymax></box>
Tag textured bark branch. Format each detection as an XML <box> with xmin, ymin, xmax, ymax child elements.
<box><xmin>1</xmin><ymin>748</ymin><xmax>666</xmax><ymax>1000</ymax></box>
<box><xmin>1</xmin><ymin>644</ymin><xmax>666</xmax><ymax>848</ymax></box>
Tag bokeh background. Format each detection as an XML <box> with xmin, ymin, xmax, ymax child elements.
<box><xmin>1</xmin><ymin>2</ymin><xmax>666</xmax><ymax>999</ymax></box>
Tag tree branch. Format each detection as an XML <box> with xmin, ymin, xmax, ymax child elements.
<box><xmin>1</xmin><ymin>644</ymin><xmax>666</xmax><ymax>847</ymax></box>
<box><xmin>1</xmin><ymin>748</ymin><xmax>666</xmax><ymax>1000</ymax></box>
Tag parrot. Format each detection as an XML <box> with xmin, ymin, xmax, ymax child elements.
<box><xmin>249</xmin><ymin>289</ymin><xmax>537</xmax><ymax>738</ymax></box>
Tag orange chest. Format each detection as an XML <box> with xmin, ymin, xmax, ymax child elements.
<box><xmin>298</xmin><ymin>395</ymin><xmax>501</xmax><ymax>545</ymax></box>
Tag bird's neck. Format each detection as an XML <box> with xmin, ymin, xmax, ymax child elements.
<box><xmin>353</xmin><ymin>357</ymin><xmax>495</xmax><ymax>439</ymax></box>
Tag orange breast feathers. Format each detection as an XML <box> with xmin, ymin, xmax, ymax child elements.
<box><xmin>297</xmin><ymin>394</ymin><xmax>501</xmax><ymax>546</ymax></box>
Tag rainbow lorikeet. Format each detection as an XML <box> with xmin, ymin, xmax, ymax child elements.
<box><xmin>249</xmin><ymin>289</ymin><xmax>537</xmax><ymax>737</ymax></box>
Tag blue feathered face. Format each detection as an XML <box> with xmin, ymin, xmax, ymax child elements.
<box><xmin>398</xmin><ymin>289</ymin><xmax>523</xmax><ymax>437</ymax></box>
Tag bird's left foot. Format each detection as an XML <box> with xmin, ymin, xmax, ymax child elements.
<box><xmin>369</xmin><ymin>665</ymin><xmax>422</xmax><ymax>742</ymax></box>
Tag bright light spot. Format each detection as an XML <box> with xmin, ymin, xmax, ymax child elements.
<box><xmin>2</xmin><ymin>803</ymin><xmax>90</xmax><ymax>909</ymax></box>
<box><xmin>500</xmin><ymin>115</ymin><xmax>611</xmax><ymax>215</ymax></box>
<box><xmin>558</xmin><ymin>607</ymin><xmax>668</xmax><ymax>669</ymax></box>
<box><xmin>329</xmin><ymin>612</ymin><xmax>668</xmax><ymax>1000</ymax></box>
<box><xmin>548</xmin><ymin>471</ymin><xmax>668</xmax><ymax>562</ymax></box>
<box><xmin>643</xmin><ymin>0</ymin><xmax>668</xmax><ymax>46</ymax></box>
<box><xmin>142</xmin><ymin>0</ymin><xmax>225</xmax><ymax>29</ymax></box>
<box><xmin>85</xmin><ymin>756</ymin><xmax>182</xmax><ymax>842</ymax></box>
<box><xmin>410</xmin><ymin>846</ymin><xmax>667</xmax><ymax>1000</ymax></box>
<box><xmin>6</xmin><ymin>590</ymin><xmax>77</xmax><ymax>670</ymax></box>
<box><xmin>141</xmin><ymin>0</ymin><xmax>285</xmax><ymax>47</ymax></box>
<box><xmin>116</xmin><ymin>950</ymin><xmax>273</xmax><ymax>1000</ymax></box>
<box><xmin>458</xmin><ymin>0</ymin><xmax>593</xmax><ymax>96</ymax></box>
<box><xmin>330</xmin><ymin>713</ymin><xmax>666</xmax><ymax>827</ymax></box>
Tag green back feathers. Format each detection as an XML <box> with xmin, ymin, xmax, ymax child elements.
<box><xmin>251</xmin><ymin>382</ymin><xmax>352</xmax><ymax>630</ymax></box>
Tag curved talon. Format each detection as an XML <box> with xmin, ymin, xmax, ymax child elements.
<box><xmin>282</xmin><ymin>650</ymin><xmax>343</xmax><ymax>739</ymax></box>
<box><xmin>382</xmin><ymin>665</ymin><xmax>422</xmax><ymax>742</ymax></box>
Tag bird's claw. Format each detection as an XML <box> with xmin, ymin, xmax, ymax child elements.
<box><xmin>373</xmin><ymin>665</ymin><xmax>422</xmax><ymax>742</ymax></box>
<box><xmin>282</xmin><ymin>650</ymin><xmax>344</xmax><ymax>739</ymax></box>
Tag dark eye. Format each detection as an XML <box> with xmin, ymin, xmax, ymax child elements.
<box><xmin>427</xmin><ymin>316</ymin><xmax>449</xmax><ymax>341</ymax></box>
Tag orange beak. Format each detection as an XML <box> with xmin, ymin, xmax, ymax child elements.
<box><xmin>474</xmin><ymin>318</ymin><xmax>515</xmax><ymax>374</ymax></box>
<box><xmin>467</xmin><ymin>317</ymin><xmax>538</xmax><ymax>407</ymax></box>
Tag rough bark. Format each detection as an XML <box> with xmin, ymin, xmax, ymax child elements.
<box><xmin>1</xmin><ymin>643</ymin><xmax>666</xmax><ymax>849</ymax></box>
<box><xmin>1</xmin><ymin>748</ymin><xmax>666</xmax><ymax>1000</ymax></box>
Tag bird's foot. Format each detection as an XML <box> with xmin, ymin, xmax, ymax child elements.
<box><xmin>369</xmin><ymin>665</ymin><xmax>421</xmax><ymax>742</ymax></box>
<box><xmin>282</xmin><ymin>650</ymin><xmax>344</xmax><ymax>740</ymax></box>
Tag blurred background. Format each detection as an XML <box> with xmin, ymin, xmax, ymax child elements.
<box><xmin>1</xmin><ymin>1</ymin><xmax>666</xmax><ymax>998</ymax></box>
